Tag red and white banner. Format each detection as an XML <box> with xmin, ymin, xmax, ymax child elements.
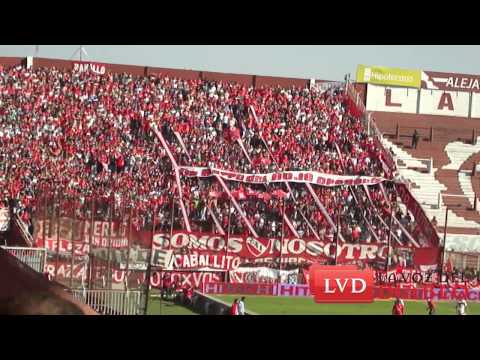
<box><xmin>202</xmin><ymin>282</ymin><xmax>480</xmax><ymax>301</ymax></box>
<box><xmin>45</xmin><ymin>259</ymin><xmax>223</xmax><ymax>288</ymax></box>
<box><xmin>36</xmin><ymin>217</ymin><xmax>436</xmax><ymax>271</ymax></box>
<box><xmin>395</xmin><ymin>183</ymin><xmax>440</xmax><ymax>247</ymax></box>
<box><xmin>34</xmin><ymin>218</ymin><xmax>129</xmax><ymax>250</ymax></box>
<box><xmin>150</xmin><ymin>231</ymin><xmax>394</xmax><ymax>268</ymax></box>
<box><xmin>169</xmin><ymin>253</ymin><xmax>241</xmax><ymax>271</ymax></box>
<box><xmin>229</xmin><ymin>267</ymin><xmax>299</xmax><ymax>284</ymax></box>
<box><xmin>179</xmin><ymin>166</ymin><xmax>386</xmax><ymax>187</ymax></box>
<box><xmin>203</xmin><ymin>282</ymin><xmax>311</xmax><ymax>297</ymax></box>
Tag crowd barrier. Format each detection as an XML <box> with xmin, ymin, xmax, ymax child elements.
<box><xmin>192</xmin><ymin>291</ymin><xmax>256</xmax><ymax>315</ymax></box>
<box><xmin>0</xmin><ymin>246</ymin><xmax>46</xmax><ymax>273</ymax></box>
<box><xmin>70</xmin><ymin>289</ymin><xmax>146</xmax><ymax>315</ymax></box>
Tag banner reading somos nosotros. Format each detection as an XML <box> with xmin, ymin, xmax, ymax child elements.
<box><xmin>356</xmin><ymin>64</ymin><xmax>421</xmax><ymax>88</ymax></box>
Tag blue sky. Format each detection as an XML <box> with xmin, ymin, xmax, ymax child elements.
<box><xmin>0</xmin><ymin>45</ymin><xmax>479</xmax><ymax>81</ymax></box>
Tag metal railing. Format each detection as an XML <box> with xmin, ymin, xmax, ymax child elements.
<box><xmin>14</xmin><ymin>214</ymin><xmax>34</xmax><ymax>247</ymax></box>
<box><xmin>70</xmin><ymin>289</ymin><xmax>145</xmax><ymax>315</ymax></box>
<box><xmin>0</xmin><ymin>246</ymin><xmax>46</xmax><ymax>273</ymax></box>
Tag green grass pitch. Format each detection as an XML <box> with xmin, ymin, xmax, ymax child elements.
<box><xmin>146</xmin><ymin>297</ymin><xmax>197</xmax><ymax>315</ymax></box>
<box><xmin>213</xmin><ymin>295</ymin><xmax>480</xmax><ymax>315</ymax></box>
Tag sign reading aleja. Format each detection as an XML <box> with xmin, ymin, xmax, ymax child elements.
<box><xmin>178</xmin><ymin>166</ymin><xmax>387</xmax><ymax>187</ymax></box>
<box><xmin>73</xmin><ymin>61</ymin><xmax>106</xmax><ymax>75</ymax></box>
<box><xmin>422</xmin><ymin>70</ymin><xmax>480</xmax><ymax>92</ymax></box>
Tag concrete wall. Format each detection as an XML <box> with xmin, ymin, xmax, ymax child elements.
<box><xmin>0</xmin><ymin>56</ymin><xmax>318</xmax><ymax>88</ymax></box>
<box><xmin>191</xmin><ymin>291</ymin><xmax>256</xmax><ymax>315</ymax></box>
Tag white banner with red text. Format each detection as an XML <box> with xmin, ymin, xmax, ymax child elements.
<box><xmin>178</xmin><ymin>166</ymin><xmax>387</xmax><ymax>187</ymax></box>
<box><xmin>229</xmin><ymin>267</ymin><xmax>299</xmax><ymax>284</ymax></box>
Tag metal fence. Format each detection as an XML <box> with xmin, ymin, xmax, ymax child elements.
<box><xmin>14</xmin><ymin>214</ymin><xmax>34</xmax><ymax>247</ymax></box>
<box><xmin>70</xmin><ymin>289</ymin><xmax>146</xmax><ymax>315</ymax></box>
<box><xmin>446</xmin><ymin>251</ymin><xmax>480</xmax><ymax>272</ymax></box>
<box><xmin>0</xmin><ymin>246</ymin><xmax>46</xmax><ymax>273</ymax></box>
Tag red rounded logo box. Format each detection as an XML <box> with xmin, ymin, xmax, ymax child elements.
<box><xmin>309</xmin><ymin>264</ymin><xmax>374</xmax><ymax>303</ymax></box>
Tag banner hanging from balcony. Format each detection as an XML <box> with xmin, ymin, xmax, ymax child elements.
<box><xmin>178</xmin><ymin>167</ymin><xmax>387</xmax><ymax>187</ymax></box>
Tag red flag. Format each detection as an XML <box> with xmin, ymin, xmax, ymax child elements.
<box><xmin>272</xmin><ymin>189</ymin><xmax>288</xmax><ymax>199</ymax></box>
<box><xmin>232</xmin><ymin>189</ymin><xmax>247</xmax><ymax>201</ymax></box>
<box><xmin>228</xmin><ymin>127</ymin><xmax>241</xmax><ymax>142</ymax></box>
<box><xmin>208</xmin><ymin>190</ymin><xmax>223</xmax><ymax>199</ymax></box>
<box><xmin>413</xmin><ymin>247</ymin><xmax>442</xmax><ymax>266</ymax></box>
<box><xmin>245</xmin><ymin>188</ymin><xmax>259</xmax><ymax>198</ymax></box>
<box><xmin>257</xmin><ymin>192</ymin><xmax>272</xmax><ymax>201</ymax></box>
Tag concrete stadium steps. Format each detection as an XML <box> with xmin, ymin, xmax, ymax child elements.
<box><xmin>381</xmin><ymin>137</ymin><xmax>480</xmax><ymax>229</ymax></box>
<box><xmin>461</xmin><ymin>152</ymin><xmax>480</xmax><ymax>199</ymax></box>
<box><xmin>458</xmin><ymin>171</ymin><xmax>476</xmax><ymax>209</ymax></box>
<box><xmin>442</xmin><ymin>136</ymin><xmax>480</xmax><ymax>170</ymax></box>
<box><xmin>383</xmin><ymin>140</ymin><xmax>427</xmax><ymax>169</ymax></box>
<box><xmin>385</xmin><ymin>138</ymin><xmax>480</xmax><ymax>224</ymax></box>
<box><xmin>373</xmin><ymin>112</ymin><xmax>480</xmax><ymax>247</ymax></box>
<box><xmin>398</xmin><ymin>168</ymin><xmax>478</xmax><ymax>229</ymax></box>
<box><xmin>384</xmin><ymin>136</ymin><xmax>450</xmax><ymax>170</ymax></box>
<box><xmin>439</xmin><ymin>227</ymin><xmax>480</xmax><ymax>236</ymax></box>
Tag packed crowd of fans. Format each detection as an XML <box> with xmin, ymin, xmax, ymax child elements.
<box><xmin>0</xmin><ymin>63</ymin><xmax>414</xmax><ymax>248</ymax></box>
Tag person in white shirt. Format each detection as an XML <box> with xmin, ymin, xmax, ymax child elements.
<box><xmin>238</xmin><ymin>297</ymin><xmax>246</xmax><ymax>315</ymax></box>
<box><xmin>456</xmin><ymin>298</ymin><xmax>467</xmax><ymax>315</ymax></box>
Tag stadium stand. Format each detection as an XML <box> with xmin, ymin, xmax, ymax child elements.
<box><xmin>0</xmin><ymin>63</ymin><xmax>411</xmax><ymax>246</ymax></box>
<box><xmin>374</xmin><ymin>112</ymin><xmax>480</xmax><ymax>236</ymax></box>
<box><xmin>0</xmin><ymin>57</ymin><xmax>448</xmax><ymax>303</ymax></box>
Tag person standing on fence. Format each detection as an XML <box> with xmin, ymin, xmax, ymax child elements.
<box><xmin>238</xmin><ymin>297</ymin><xmax>246</xmax><ymax>315</ymax></box>
<box><xmin>412</xmin><ymin>130</ymin><xmax>419</xmax><ymax>149</ymax></box>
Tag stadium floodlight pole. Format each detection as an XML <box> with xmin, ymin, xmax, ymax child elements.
<box><xmin>70</xmin><ymin>45</ymin><xmax>88</xmax><ymax>61</ymax></box>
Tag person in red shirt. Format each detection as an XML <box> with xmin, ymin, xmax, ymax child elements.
<box><xmin>230</xmin><ymin>298</ymin><xmax>239</xmax><ymax>316</ymax></box>
<box><xmin>392</xmin><ymin>297</ymin><xmax>405</xmax><ymax>315</ymax></box>
<box><xmin>426</xmin><ymin>298</ymin><xmax>436</xmax><ymax>315</ymax></box>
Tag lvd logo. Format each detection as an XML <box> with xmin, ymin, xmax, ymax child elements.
<box><xmin>309</xmin><ymin>265</ymin><xmax>374</xmax><ymax>303</ymax></box>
